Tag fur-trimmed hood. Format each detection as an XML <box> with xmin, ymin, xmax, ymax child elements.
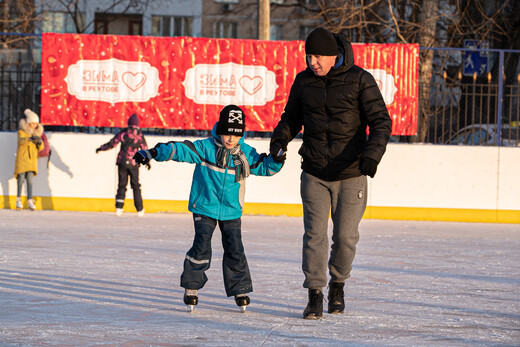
<box><xmin>19</xmin><ymin>118</ymin><xmax>44</xmax><ymax>137</ymax></box>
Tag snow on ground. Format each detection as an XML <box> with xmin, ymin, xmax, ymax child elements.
<box><xmin>0</xmin><ymin>209</ymin><xmax>519</xmax><ymax>346</ymax></box>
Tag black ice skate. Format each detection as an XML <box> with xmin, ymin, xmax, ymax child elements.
<box><xmin>184</xmin><ymin>289</ymin><xmax>198</xmax><ymax>312</ymax></box>
<box><xmin>234</xmin><ymin>294</ymin><xmax>250</xmax><ymax>312</ymax></box>
<box><xmin>303</xmin><ymin>289</ymin><xmax>323</xmax><ymax>319</ymax></box>
<box><xmin>327</xmin><ymin>282</ymin><xmax>345</xmax><ymax>314</ymax></box>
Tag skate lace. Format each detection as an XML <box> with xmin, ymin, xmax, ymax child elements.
<box><xmin>330</xmin><ymin>286</ymin><xmax>344</xmax><ymax>302</ymax></box>
<box><xmin>309</xmin><ymin>291</ymin><xmax>322</xmax><ymax>304</ymax></box>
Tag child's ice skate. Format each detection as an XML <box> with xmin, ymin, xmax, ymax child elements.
<box><xmin>16</xmin><ymin>197</ymin><xmax>23</xmax><ymax>210</ymax></box>
<box><xmin>27</xmin><ymin>199</ymin><xmax>36</xmax><ymax>211</ymax></box>
<box><xmin>184</xmin><ymin>289</ymin><xmax>198</xmax><ymax>312</ymax></box>
<box><xmin>234</xmin><ymin>294</ymin><xmax>250</xmax><ymax>312</ymax></box>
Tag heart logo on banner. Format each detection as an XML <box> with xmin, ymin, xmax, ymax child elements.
<box><xmin>122</xmin><ymin>72</ymin><xmax>147</xmax><ymax>91</ymax></box>
<box><xmin>239</xmin><ymin>76</ymin><xmax>263</xmax><ymax>95</ymax></box>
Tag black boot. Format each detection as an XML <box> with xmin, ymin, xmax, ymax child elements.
<box><xmin>235</xmin><ymin>294</ymin><xmax>251</xmax><ymax>312</ymax></box>
<box><xmin>327</xmin><ymin>282</ymin><xmax>345</xmax><ymax>314</ymax></box>
<box><xmin>303</xmin><ymin>289</ymin><xmax>323</xmax><ymax>319</ymax></box>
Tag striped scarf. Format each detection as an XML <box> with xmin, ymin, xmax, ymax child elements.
<box><xmin>214</xmin><ymin>138</ymin><xmax>250</xmax><ymax>182</ymax></box>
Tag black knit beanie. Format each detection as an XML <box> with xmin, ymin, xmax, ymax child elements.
<box><xmin>305</xmin><ymin>27</ymin><xmax>338</xmax><ymax>56</ymax></box>
<box><xmin>216</xmin><ymin>105</ymin><xmax>245</xmax><ymax>137</ymax></box>
<box><xmin>128</xmin><ymin>113</ymin><xmax>139</xmax><ymax>126</ymax></box>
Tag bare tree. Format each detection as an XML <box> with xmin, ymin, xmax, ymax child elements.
<box><xmin>1</xmin><ymin>0</ymin><xmax>158</xmax><ymax>44</ymax></box>
<box><xmin>49</xmin><ymin>0</ymin><xmax>155</xmax><ymax>33</ymax></box>
<box><xmin>0</xmin><ymin>0</ymin><xmax>42</xmax><ymax>48</ymax></box>
<box><xmin>417</xmin><ymin>0</ymin><xmax>438</xmax><ymax>143</ymax></box>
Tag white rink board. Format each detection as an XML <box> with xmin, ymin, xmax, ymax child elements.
<box><xmin>0</xmin><ymin>132</ymin><xmax>519</xmax><ymax>211</ymax></box>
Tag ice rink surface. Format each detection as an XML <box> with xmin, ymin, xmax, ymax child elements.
<box><xmin>0</xmin><ymin>209</ymin><xmax>519</xmax><ymax>346</ymax></box>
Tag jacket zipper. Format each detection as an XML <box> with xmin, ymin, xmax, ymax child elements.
<box><xmin>324</xmin><ymin>77</ymin><xmax>330</xmax><ymax>178</ymax></box>
<box><xmin>218</xmin><ymin>149</ymin><xmax>230</xmax><ymax>218</ymax></box>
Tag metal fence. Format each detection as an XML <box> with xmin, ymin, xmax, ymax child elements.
<box><xmin>1</xmin><ymin>36</ymin><xmax>519</xmax><ymax>145</ymax></box>
<box><xmin>422</xmin><ymin>47</ymin><xmax>520</xmax><ymax>146</ymax></box>
<box><xmin>0</xmin><ymin>56</ymin><xmax>41</xmax><ymax>132</ymax></box>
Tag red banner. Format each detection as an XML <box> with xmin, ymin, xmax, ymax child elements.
<box><xmin>41</xmin><ymin>33</ymin><xmax>418</xmax><ymax>135</ymax></box>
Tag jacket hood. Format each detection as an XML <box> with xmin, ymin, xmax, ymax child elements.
<box><xmin>19</xmin><ymin>118</ymin><xmax>44</xmax><ymax>137</ymax></box>
<box><xmin>335</xmin><ymin>34</ymin><xmax>355</xmax><ymax>71</ymax></box>
<box><xmin>211</xmin><ymin>122</ymin><xmax>245</xmax><ymax>145</ymax></box>
<box><xmin>305</xmin><ymin>33</ymin><xmax>354</xmax><ymax>74</ymax></box>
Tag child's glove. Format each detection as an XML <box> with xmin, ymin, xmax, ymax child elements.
<box><xmin>30</xmin><ymin>136</ymin><xmax>42</xmax><ymax>146</ymax></box>
<box><xmin>145</xmin><ymin>163</ymin><xmax>151</xmax><ymax>170</ymax></box>
<box><xmin>95</xmin><ymin>147</ymin><xmax>102</xmax><ymax>153</ymax></box>
<box><xmin>133</xmin><ymin>148</ymin><xmax>157</xmax><ymax>165</ymax></box>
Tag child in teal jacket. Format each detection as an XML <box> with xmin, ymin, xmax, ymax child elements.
<box><xmin>134</xmin><ymin>105</ymin><xmax>284</xmax><ymax>312</ymax></box>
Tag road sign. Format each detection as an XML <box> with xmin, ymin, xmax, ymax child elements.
<box><xmin>463</xmin><ymin>40</ymin><xmax>489</xmax><ymax>77</ymax></box>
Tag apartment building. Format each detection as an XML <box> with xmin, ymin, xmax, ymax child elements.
<box><xmin>202</xmin><ymin>0</ymin><xmax>317</xmax><ymax>40</ymax></box>
<box><xmin>37</xmin><ymin>0</ymin><xmax>318</xmax><ymax>40</ymax></box>
<box><xmin>37</xmin><ymin>0</ymin><xmax>203</xmax><ymax>37</ymax></box>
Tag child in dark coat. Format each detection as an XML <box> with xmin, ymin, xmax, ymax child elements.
<box><xmin>96</xmin><ymin>113</ymin><xmax>149</xmax><ymax>216</ymax></box>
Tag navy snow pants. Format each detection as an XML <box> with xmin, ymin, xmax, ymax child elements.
<box><xmin>180</xmin><ymin>213</ymin><xmax>253</xmax><ymax>297</ymax></box>
<box><xmin>115</xmin><ymin>164</ymin><xmax>143</xmax><ymax>211</ymax></box>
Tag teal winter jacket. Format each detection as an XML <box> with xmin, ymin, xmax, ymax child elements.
<box><xmin>154</xmin><ymin>124</ymin><xmax>283</xmax><ymax>221</ymax></box>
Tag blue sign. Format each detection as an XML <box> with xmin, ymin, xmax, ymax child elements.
<box><xmin>463</xmin><ymin>40</ymin><xmax>489</xmax><ymax>77</ymax></box>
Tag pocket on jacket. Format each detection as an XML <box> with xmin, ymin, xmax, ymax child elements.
<box><xmin>298</xmin><ymin>142</ymin><xmax>326</xmax><ymax>162</ymax></box>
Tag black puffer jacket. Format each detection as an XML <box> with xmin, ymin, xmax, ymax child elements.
<box><xmin>271</xmin><ymin>34</ymin><xmax>392</xmax><ymax>181</ymax></box>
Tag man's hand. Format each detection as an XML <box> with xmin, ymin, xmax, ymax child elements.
<box><xmin>359</xmin><ymin>157</ymin><xmax>378</xmax><ymax>178</ymax></box>
<box><xmin>269</xmin><ymin>140</ymin><xmax>287</xmax><ymax>163</ymax></box>
<box><xmin>133</xmin><ymin>148</ymin><xmax>157</xmax><ymax>165</ymax></box>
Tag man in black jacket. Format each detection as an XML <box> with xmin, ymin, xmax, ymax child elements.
<box><xmin>270</xmin><ymin>27</ymin><xmax>392</xmax><ymax>319</ymax></box>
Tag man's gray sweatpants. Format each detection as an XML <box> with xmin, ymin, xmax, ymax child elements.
<box><xmin>300</xmin><ymin>172</ymin><xmax>367</xmax><ymax>289</ymax></box>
